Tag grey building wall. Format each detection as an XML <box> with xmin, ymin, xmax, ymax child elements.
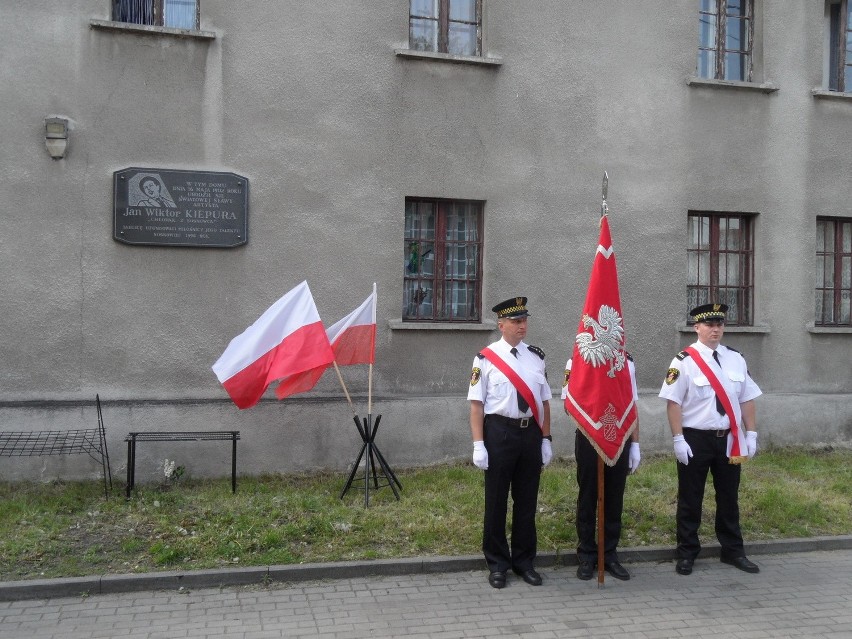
<box><xmin>1</xmin><ymin>1</ymin><xmax>850</xmax><ymax>485</ymax></box>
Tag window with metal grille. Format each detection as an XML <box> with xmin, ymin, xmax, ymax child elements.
<box><xmin>409</xmin><ymin>0</ymin><xmax>482</xmax><ymax>57</ymax></box>
<box><xmin>404</xmin><ymin>198</ymin><xmax>483</xmax><ymax>322</ymax></box>
<box><xmin>687</xmin><ymin>212</ymin><xmax>755</xmax><ymax>325</ymax></box>
<box><xmin>816</xmin><ymin>217</ymin><xmax>852</xmax><ymax>326</ymax></box>
<box><xmin>112</xmin><ymin>0</ymin><xmax>198</xmax><ymax>30</ymax></box>
<box><xmin>697</xmin><ymin>0</ymin><xmax>753</xmax><ymax>82</ymax></box>
<box><xmin>828</xmin><ymin>0</ymin><xmax>852</xmax><ymax>92</ymax></box>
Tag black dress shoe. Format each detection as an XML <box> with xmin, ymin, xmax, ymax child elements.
<box><xmin>513</xmin><ymin>567</ymin><xmax>542</xmax><ymax>586</ymax></box>
<box><xmin>576</xmin><ymin>560</ymin><xmax>594</xmax><ymax>580</ymax></box>
<box><xmin>604</xmin><ymin>560</ymin><xmax>630</xmax><ymax>581</ymax></box>
<box><xmin>676</xmin><ymin>558</ymin><xmax>694</xmax><ymax>575</ymax></box>
<box><xmin>488</xmin><ymin>571</ymin><xmax>507</xmax><ymax>589</ymax></box>
<box><xmin>721</xmin><ymin>556</ymin><xmax>760</xmax><ymax>573</ymax></box>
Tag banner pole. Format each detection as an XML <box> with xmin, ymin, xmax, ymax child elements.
<box><xmin>597</xmin><ymin>171</ymin><xmax>608</xmax><ymax>587</ymax></box>
<box><xmin>597</xmin><ymin>455</ymin><xmax>606</xmax><ymax>586</ymax></box>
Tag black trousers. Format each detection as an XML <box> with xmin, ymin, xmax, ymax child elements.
<box><xmin>676</xmin><ymin>428</ymin><xmax>744</xmax><ymax>561</ymax></box>
<box><xmin>482</xmin><ymin>415</ymin><xmax>542</xmax><ymax>573</ymax></box>
<box><xmin>575</xmin><ymin>430</ymin><xmax>630</xmax><ymax>563</ymax></box>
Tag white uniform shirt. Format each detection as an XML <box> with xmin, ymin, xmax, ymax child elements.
<box><xmin>467</xmin><ymin>338</ymin><xmax>552</xmax><ymax>419</ymax></box>
<box><xmin>658</xmin><ymin>341</ymin><xmax>762</xmax><ymax>430</ymax></box>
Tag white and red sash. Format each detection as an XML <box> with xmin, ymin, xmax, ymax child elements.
<box><xmin>480</xmin><ymin>347</ymin><xmax>543</xmax><ymax>429</ymax></box>
<box><xmin>683</xmin><ymin>346</ymin><xmax>747</xmax><ymax>462</ymax></box>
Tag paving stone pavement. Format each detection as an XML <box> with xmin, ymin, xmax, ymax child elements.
<box><xmin>1</xmin><ymin>549</ymin><xmax>851</xmax><ymax>639</ymax></box>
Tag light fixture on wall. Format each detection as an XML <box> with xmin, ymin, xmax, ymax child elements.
<box><xmin>44</xmin><ymin>117</ymin><xmax>69</xmax><ymax>159</ymax></box>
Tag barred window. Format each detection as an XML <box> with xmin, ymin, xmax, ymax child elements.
<box><xmin>404</xmin><ymin>198</ymin><xmax>483</xmax><ymax>322</ymax></box>
<box><xmin>816</xmin><ymin>217</ymin><xmax>852</xmax><ymax>326</ymax></box>
<box><xmin>697</xmin><ymin>0</ymin><xmax>753</xmax><ymax>82</ymax></box>
<box><xmin>409</xmin><ymin>0</ymin><xmax>482</xmax><ymax>57</ymax></box>
<box><xmin>112</xmin><ymin>0</ymin><xmax>198</xmax><ymax>30</ymax></box>
<box><xmin>687</xmin><ymin>212</ymin><xmax>755</xmax><ymax>325</ymax></box>
<box><xmin>827</xmin><ymin>0</ymin><xmax>852</xmax><ymax>92</ymax></box>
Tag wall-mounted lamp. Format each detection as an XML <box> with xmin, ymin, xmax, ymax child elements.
<box><xmin>45</xmin><ymin>117</ymin><xmax>69</xmax><ymax>159</ymax></box>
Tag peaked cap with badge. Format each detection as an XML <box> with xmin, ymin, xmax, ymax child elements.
<box><xmin>492</xmin><ymin>297</ymin><xmax>529</xmax><ymax>319</ymax></box>
<box><xmin>690</xmin><ymin>303</ymin><xmax>728</xmax><ymax>323</ymax></box>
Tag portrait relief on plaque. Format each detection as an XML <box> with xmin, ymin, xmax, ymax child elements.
<box><xmin>130</xmin><ymin>173</ymin><xmax>178</xmax><ymax>209</ymax></box>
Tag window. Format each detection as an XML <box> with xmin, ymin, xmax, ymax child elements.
<box><xmin>404</xmin><ymin>198</ymin><xmax>483</xmax><ymax>322</ymax></box>
<box><xmin>687</xmin><ymin>212</ymin><xmax>755</xmax><ymax>325</ymax></box>
<box><xmin>697</xmin><ymin>0</ymin><xmax>753</xmax><ymax>82</ymax></box>
<box><xmin>816</xmin><ymin>217</ymin><xmax>852</xmax><ymax>325</ymax></box>
<box><xmin>112</xmin><ymin>0</ymin><xmax>198</xmax><ymax>30</ymax></box>
<box><xmin>409</xmin><ymin>0</ymin><xmax>481</xmax><ymax>57</ymax></box>
<box><xmin>828</xmin><ymin>0</ymin><xmax>852</xmax><ymax>92</ymax></box>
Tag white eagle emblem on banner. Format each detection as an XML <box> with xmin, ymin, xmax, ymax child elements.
<box><xmin>575</xmin><ymin>305</ymin><xmax>626</xmax><ymax>378</ymax></box>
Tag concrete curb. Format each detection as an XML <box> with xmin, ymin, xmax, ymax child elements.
<box><xmin>2</xmin><ymin>535</ymin><xmax>851</xmax><ymax>602</ymax></box>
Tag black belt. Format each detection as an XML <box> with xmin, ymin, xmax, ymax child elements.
<box><xmin>684</xmin><ymin>427</ymin><xmax>730</xmax><ymax>438</ymax></box>
<box><xmin>486</xmin><ymin>414</ymin><xmax>534</xmax><ymax>429</ymax></box>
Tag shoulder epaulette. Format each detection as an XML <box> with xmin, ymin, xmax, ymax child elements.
<box><xmin>527</xmin><ymin>345</ymin><xmax>545</xmax><ymax>359</ymax></box>
<box><xmin>726</xmin><ymin>346</ymin><xmax>741</xmax><ymax>354</ymax></box>
<box><xmin>626</xmin><ymin>351</ymin><xmax>634</xmax><ymax>362</ymax></box>
<box><xmin>477</xmin><ymin>352</ymin><xmax>485</xmax><ymax>359</ymax></box>
<box><xmin>675</xmin><ymin>350</ymin><xmax>690</xmax><ymax>361</ymax></box>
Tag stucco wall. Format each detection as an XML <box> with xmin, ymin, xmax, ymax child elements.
<box><xmin>1</xmin><ymin>1</ymin><xmax>850</xmax><ymax>483</ymax></box>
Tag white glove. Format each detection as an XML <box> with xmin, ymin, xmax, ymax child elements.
<box><xmin>541</xmin><ymin>439</ymin><xmax>553</xmax><ymax>467</ymax></box>
<box><xmin>628</xmin><ymin>442</ymin><xmax>641</xmax><ymax>473</ymax></box>
<box><xmin>746</xmin><ymin>431</ymin><xmax>758</xmax><ymax>459</ymax></box>
<box><xmin>673</xmin><ymin>434</ymin><xmax>693</xmax><ymax>465</ymax></box>
<box><xmin>472</xmin><ymin>440</ymin><xmax>489</xmax><ymax>470</ymax></box>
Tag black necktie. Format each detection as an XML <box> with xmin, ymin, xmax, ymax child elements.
<box><xmin>510</xmin><ymin>348</ymin><xmax>530</xmax><ymax>413</ymax></box>
<box><xmin>712</xmin><ymin>351</ymin><xmax>726</xmax><ymax>416</ymax></box>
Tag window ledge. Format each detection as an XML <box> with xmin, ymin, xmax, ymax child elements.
<box><xmin>677</xmin><ymin>322</ymin><xmax>771</xmax><ymax>334</ymax></box>
<box><xmin>811</xmin><ymin>89</ymin><xmax>852</xmax><ymax>101</ymax></box>
<box><xmin>807</xmin><ymin>323</ymin><xmax>852</xmax><ymax>334</ymax></box>
<box><xmin>388</xmin><ymin>319</ymin><xmax>497</xmax><ymax>331</ymax></box>
<box><xmin>89</xmin><ymin>19</ymin><xmax>216</xmax><ymax>40</ymax></box>
<box><xmin>686</xmin><ymin>77</ymin><xmax>779</xmax><ymax>94</ymax></box>
<box><xmin>394</xmin><ymin>49</ymin><xmax>502</xmax><ymax>67</ymax></box>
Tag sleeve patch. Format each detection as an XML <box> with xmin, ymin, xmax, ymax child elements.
<box><xmin>665</xmin><ymin>368</ymin><xmax>680</xmax><ymax>385</ymax></box>
<box><xmin>563</xmin><ymin>368</ymin><xmax>571</xmax><ymax>387</ymax></box>
<box><xmin>470</xmin><ymin>367</ymin><xmax>481</xmax><ymax>386</ymax></box>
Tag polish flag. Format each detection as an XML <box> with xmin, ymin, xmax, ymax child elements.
<box><xmin>327</xmin><ymin>283</ymin><xmax>377</xmax><ymax>366</ymax></box>
<box><xmin>274</xmin><ymin>284</ymin><xmax>377</xmax><ymax>399</ymax></box>
<box><xmin>212</xmin><ymin>281</ymin><xmax>335</xmax><ymax>409</ymax></box>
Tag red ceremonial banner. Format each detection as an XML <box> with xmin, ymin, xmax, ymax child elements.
<box><xmin>564</xmin><ymin>215</ymin><xmax>637</xmax><ymax>465</ymax></box>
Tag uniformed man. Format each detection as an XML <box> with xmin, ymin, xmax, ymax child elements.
<box><xmin>562</xmin><ymin>355</ymin><xmax>640</xmax><ymax>581</ymax></box>
<box><xmin>468</xmin><ymin>297</ymin><xmax>552</xmax><ymax>589</ymax></box>
<box><xmin>659</xmin><ymin>303</ymin><xmax>762</xmax><ymax>576</ymax></box>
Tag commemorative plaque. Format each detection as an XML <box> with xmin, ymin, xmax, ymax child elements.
<box><xmin>113</xmin><ymin>168</ymin><xmax>248</xmax><ymax>248</ymax></box>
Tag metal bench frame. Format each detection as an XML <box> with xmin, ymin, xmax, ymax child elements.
<box><xmin>124</xmin><ymin>430</ymin><xmax>240</xmax><ymax>498</ymax></box>
<box><xmin>0</xmin><ymin>395</ymin><xmax>113</xmax><ymax>498</ymax></box>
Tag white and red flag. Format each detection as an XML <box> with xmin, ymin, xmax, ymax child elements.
<box><xmin>212</xmin><ymin>281</ymin><xmax>335</xmax><ymax>409</ymax></box>
<box><xmin>327</xmin><ymin>282</ymin><xmax>377</xmax><ymax>366</ymax></box>
<box><xmin>564</xmin><ymin>215</ymin><xmax>637</xmax><ymax>465</ymax></box>
<box><xmin>274</xmin><ymin>284</ymin><xmax>378</xmax><ymax>399</ymax></box>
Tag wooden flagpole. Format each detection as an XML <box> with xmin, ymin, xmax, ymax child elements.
<box><xmin>368</xmin><ymin>363</ymin><xmax>373</xmax><ymax>417</ymax></box>
<box><xmin>597</xmin><ymin>456</ymin><xmax>605</xmax><ymax>585</ymax></box>
<box><xmin>332</xmin><ymin>361</ymin><xmax>357</xmax><ymax>417</ymax></box>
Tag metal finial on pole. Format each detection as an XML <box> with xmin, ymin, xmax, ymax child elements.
<box><xmin>601</xmin><ymin>171</ymin><xmax>609</xmax><ymax>219</ymax></box>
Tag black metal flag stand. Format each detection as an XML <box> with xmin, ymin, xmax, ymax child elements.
<box><xmin>339</xmin><ymin>413</ymin><xmax>402</xmax><ymax>507</ymax></box>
